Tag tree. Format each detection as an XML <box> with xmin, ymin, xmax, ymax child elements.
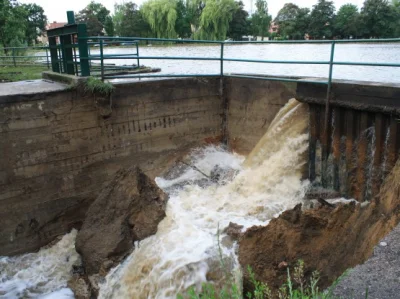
<box><xmin>293</xmin><ymin>8</ymin><xmax>311</xmax><ymax>39</ymax></box>
<box><xmin>227</xmin><ymin>1</ymin><xmax>250</xmax><ymax>40</ymax></box>
<box><xmin>21</xmin><ymin>3</ymin><xmax>47</xmax><ymax>45</ymax></box>
<box><xmin>113</xmin><ymin>2</ymin><xmax>151</xmax><ymax>37</ymax></box>
<box><xmin>275</xmin><ymin>3</ymin><xmax>310</xmax><ymax>39</ymax></box>
<box><xmin>360</xmin><ymin>0</ymin><xmax>397</xmax><ymax>38</ymax></box>
<box><xmin>393</xmin><ymin>0</ymin><xmax>400</xmax><ymax>36</ymax></box>
<box><xmin>141</xmin><ymin>0</ymin><xmax>178</xmax><ymax>38</ymax></box>
<box><xmin>251</xmin><ymin>0</ymin><xmax>272</xmax><ymax>40</ymax></box>
<box><xmin>195</xmin><ymin>0</ymin><xmax>237</xmax><ymax>40</ymax></box>
<box><xmin>76</xmin><ymin>1</ymin><xmax>112</xmax><ymax>36</ymax></box>
<box><xmin>104</xmin><ymin>16</ymin><xmax>114</xmax><ymax>36</ymax></box>
<box><xmin>334</xmin><ymin>4</ymin><xmax>360</xmax><ymax>38</ymax></box>
<box><xmin>308</xmin><ymin>0</ymin><xmax>335</xmax><ymax>39</ymax></box>
<box><xmin>175</xmin><ymin>0</ymin><xmax>191</xmax><ymax>38</ymax></box>
<box><xmin>186</xmin><ymin>0</ymin><xmax>206</xmax><ymax>35</ymax></box>
<box><xmin>0</xmin><ymin>0</ymin><xmax>27</xmax><ymax>51</ymax></box>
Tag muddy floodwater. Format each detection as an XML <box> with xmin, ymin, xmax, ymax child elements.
<box><xmin>93</xmin><ymin>43</ymin><xmax>400</xmax><ymax>83</ymax></box>
<box><xmin>0</xmin><ymin>99</ymin><xmax>309</xmax><ymax>298</ymax></box>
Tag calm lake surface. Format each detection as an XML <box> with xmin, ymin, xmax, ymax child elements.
<box><xmin>94</xmin><ymin>43</ymin><xmax>400</xmax><ymax>83</ymax></box>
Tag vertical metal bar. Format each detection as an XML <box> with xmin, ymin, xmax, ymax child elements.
<box><xmin>12</xmin><ymin>48</ymin><xmax>16</xmax><ymax>67</ymax></box>
<box><xmin>67</xmin><ymin>11</ymin><xmax>75</xmax><ymax>24</ymax></box>
<box><xmin>45</xmin><ymin>48</ymin><xmax>50</xmax><ymax>69</ymax></box>
<box><xmin>88</xmin><ymin>45</ymin><xmax>92</xmax><ymax>71</ymax></box>
<box><xmin>62</xmin><ymin>34</ymin><xmax>75</xmax><ymax>75</ymax></box>
<box><xmin>77</xmin><ymin>23</ymin><xmax>90</xmax><ymax>76</ymax></box>
<box><xmin>136</xmin><ymin>42</ymin><xmax>140</xmax><ymax>68</ymax></box>
<box><xmin>100</xmin><ymin>39</ymin><xmax>104</xmax><ymax>81</ymax></box>
<box><xmin>220</xmin><ymin>42</ymin><xmax>224</xmax><ymax>77</ymax></box>
<box><xmin>58</xmin><ymin>45</ymin><xmax>63</xmax><ymax>72</ymax></box>
<box><xmin>324</xmin><ymin>41</ymin><xmax>335</xmax><ymax>134</ymax></box>
<box><xmin>48</xmin><ymin>37</ymin><xmax>59</xmax><ymax>73</ymax></box>
<box><xmin>73</xmin><ymin>35</ymin><xmax>78</xmax><ymax>76</ymax></box>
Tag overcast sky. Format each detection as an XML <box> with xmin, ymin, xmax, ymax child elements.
<box><xmin>19</xmin><ymin>0</ymin><xmax>365</xmax><ymax>23</ymax></box>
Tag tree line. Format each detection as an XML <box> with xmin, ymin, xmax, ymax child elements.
<box><xmin>0</xmin><ymin>0</ymin><xmax>47</xmax><ymax>49</ymax></box>
<box><xmin>1</xmin><ymin>0</ymin><xmax>399</xmax><ymax>50</ymax></box>
<box><xmin>79</xmin><ymin>0</ymin><xmax>400</xmax><ymax>41</ymax></box>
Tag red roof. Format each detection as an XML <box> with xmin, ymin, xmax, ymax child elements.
<box><xmin>47</xmin><ymin>22</ymin><xmax>67</xmax><ymax>30</ymax></box>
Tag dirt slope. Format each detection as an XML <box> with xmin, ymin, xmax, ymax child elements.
<box><xmin>239</xmin><ymin>159</ymin><xmax>400</xmax><ymax>293</ymax></box>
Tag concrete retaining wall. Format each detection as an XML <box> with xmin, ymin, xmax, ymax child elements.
<box><xmin>2</xmin><ymin>76</ymin><xmax>399</xmax><ymax>255</ymax></box>
<box><xmin>0</xmin><ymin>78</ymin><xmax>223</xmax><ymax>255</ymax></box>
<box><xmin>225</xmin><ymin>77</ymin><xmax>296</xmax><ymax>154</ymax></box>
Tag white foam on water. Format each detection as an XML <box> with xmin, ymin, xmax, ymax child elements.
<box><xmin>98</xmin><ymin>99</ymin><xmax>310</xmax><ymax>299</ymax></box>
<box><xmin>0</xmin><ymin>230</ymin><xmax>80</xmax><ymax>299</ymax></box>
<box><xmin>0</xmin><ymin>99</ymin><xmax>310</xmax><ymax>299</ymax></box>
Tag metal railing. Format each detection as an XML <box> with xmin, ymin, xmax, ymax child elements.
<box><xmin>0</xmin><ymin>46</ymin><xmax>51</xmax><ymax>68</ymax></box>
<box><xmin>80</xmin><ymin>36</ymin><xmax>400</xmax><ymax>84</ymax></box>
<box><xmin>77</xmin><ymin>36</ymin><xmax>400</xmax><ymax>135</ymax></box>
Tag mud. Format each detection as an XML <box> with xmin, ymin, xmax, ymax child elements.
<box><xmin>239</xmin><ymin>159</ymin><xmax>400</xmax><ymax>294</ymax></box>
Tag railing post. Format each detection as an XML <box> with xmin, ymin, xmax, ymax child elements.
<box><xmin>77</xmin><ymin>23</ymin><xmax>90</xmax><ymax>76</ymax></box>
<box><xmin>321</xmin><ymin>41</ymin><xmax>336</xmax><ymax>187</ymax></box>
<box><xmin>136</xmin><ymin>42</ymin><xmax>140</xmax><ymax>68</ymax></box>
<box><xmin>324</xmin><ymin>41</ymin><xmax>335</xmax><ymax>134</ymax></box>
<box><xmin>45</xmin><ymin>48</ymin><xmax>50</xmax><ymax>69</ymax></box>
<box><xmin>48</xmin><ymin>37</ymin><xmax>60</xmax><ymax>73</ymax></box>
<box><xmin>12</xmin><ymin>48</ymin><xmax>16</xmax><ymax>67</ymax></box>
<box><xmin>220</xmin><ymin>42</ymin><xmax>224</xmax><ymax>77</ymax></box>
<box><xmin>100</xmin><ymin>39</ymin><xmax>104</xmax><ymax>81</ymax></box>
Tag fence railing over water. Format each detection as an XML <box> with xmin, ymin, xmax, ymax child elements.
<box><xmin>0</xmin><ymin>46</ymin><xmax>51</xmax><ymax>68</ymax></box>
<box><xmin>77</xmin><ymin>36</ymin><xmax>400</xmax><ymax>139</ymax></box>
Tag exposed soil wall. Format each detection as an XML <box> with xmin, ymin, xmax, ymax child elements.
<box><xmin>239</xmin><ymin>159</ymin><xmax>400</xmax><ymax>294</ymax></box>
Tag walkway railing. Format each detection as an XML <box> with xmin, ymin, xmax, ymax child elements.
<box><xmin>0</xmin><ymin>46</ymin><xmax>51</xmax><ymax>68</ymax></box>
<box><xmin>77</xmin><ymin>36</ymin><xmax>400</xmax><ymax>136</ymax></box>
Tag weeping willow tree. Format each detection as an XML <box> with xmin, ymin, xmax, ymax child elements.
<box><xmin>195</xmin><ymin>0</ymin><xmax>237</xmax><ymax>40</ymax></box>
<box><xmin>141</xmin><ymin>0</ymin><xmax>178</xmax><ymax>38</ymax></box>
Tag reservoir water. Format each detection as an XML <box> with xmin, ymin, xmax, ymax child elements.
<box><xmin>95</xmin><ymin>43</ymin><xmax>400</xmax><ymax>83</ymax></box>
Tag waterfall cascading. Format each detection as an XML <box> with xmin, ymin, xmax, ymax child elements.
<box><xmin>0</xmin><ymin>99</ymin><xmax>310</xmax><ymax>299</ymax></box>
<box><xmin>98</xmin><ymin>98</ymin><xmax>310</xmax><ymax>299</ymax></box>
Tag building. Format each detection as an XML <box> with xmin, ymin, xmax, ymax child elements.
<box><xmin>37</xmin><ymin>21</ymin><xmax>68</xmax><ymax>44</ymax></box>
<box><xmin>269</xmin><ymin>22</ymin><xmax>279</xmax><ymax>35</ymax></box>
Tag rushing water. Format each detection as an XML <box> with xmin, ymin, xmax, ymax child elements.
<box><xmin>92</xmin><ymin>43</ymin><xmax>400</xmax><ymax>83</ymax></box>
<box><xmin>0</xmin><ymin>230</ymin><xmax>79</xmax><ymax>298</ymax></box>
<box><xmin>0</xmin><ymin>99</ymin><xmax>310</xmax><ymax>298</ymax></box>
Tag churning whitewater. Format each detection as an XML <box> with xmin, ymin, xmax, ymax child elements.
<box><xmin>0</xmin><ymin>99</ymin><xmax>310</xmax><ymax>299</ymax></box>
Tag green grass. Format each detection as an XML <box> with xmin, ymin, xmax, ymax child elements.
<box><xmin>0</xmin><ymin>65</ymin><xmax>48</xmax><ymax>82</ymax></box>
<box><xmin>178</xmin><ymin>261</ymin><xmax>348</xmax><ymax>299</ymax></box>
<box><xmin>178</xmin><ymin>226</ymin><xmax>349</xmax><ymax>299</ymax></box>
<box><xmin>84</xmin><ymin>76</ymin><xmax>115</xmax><ymax>96</ymax></box>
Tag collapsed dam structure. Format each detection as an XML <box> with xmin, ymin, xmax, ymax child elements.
<box><xmin>1</xmin><ymin>22</ymin><xmax>400</xmax><ymax>298</ymax></box>
<box><xmin>1</xmin><ymin>77</ymin><xmax>399</xmax><ymax>257</ymax></box>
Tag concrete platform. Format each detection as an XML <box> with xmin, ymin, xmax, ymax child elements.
<box><xmin>0</xmin><ymin>79</ymin><xmax>67</xmax><ymax>97</ymax></box>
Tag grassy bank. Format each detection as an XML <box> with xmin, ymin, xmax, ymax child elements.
<box><xmin>0</xmin><ymin>66</ymin><xmax>48</xmax><ymax>82</ymax></box>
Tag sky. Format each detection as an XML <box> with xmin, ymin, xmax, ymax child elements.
<box><xmin>19</xmin><ymin>0</ymin><xmax>365</xmax><ymax>23</ymax></box>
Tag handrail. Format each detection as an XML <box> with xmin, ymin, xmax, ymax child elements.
<box><xmin>78</xmin><ymin>35</ymin><xmax>400</xmax><ymax>145</ymax></box>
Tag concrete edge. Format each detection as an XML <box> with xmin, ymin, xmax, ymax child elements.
<box><xmin>42</xmin><ymin>71</ymin><xmax>88</xmax><ymax>86</ymax></box>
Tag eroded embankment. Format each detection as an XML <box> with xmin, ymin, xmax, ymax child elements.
<box><xmin>239</xmin><ymin>158</ymin><xmax>400</xmax><ymax>293</ymax></box>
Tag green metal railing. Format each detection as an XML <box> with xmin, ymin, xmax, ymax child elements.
<box><xmin>77</xmin><ymin>36</ymin><xmax>400</xmax><ymax>135</ymax></box>
<box><xmin>0</xmin><ymin>46</ymin><xmax>51</xmax><ymax>68</ymax></box>
<box><xmin>81</xmin><ymin>36</ymin><xmax>400</xmax><ymax>84</ymax></box>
